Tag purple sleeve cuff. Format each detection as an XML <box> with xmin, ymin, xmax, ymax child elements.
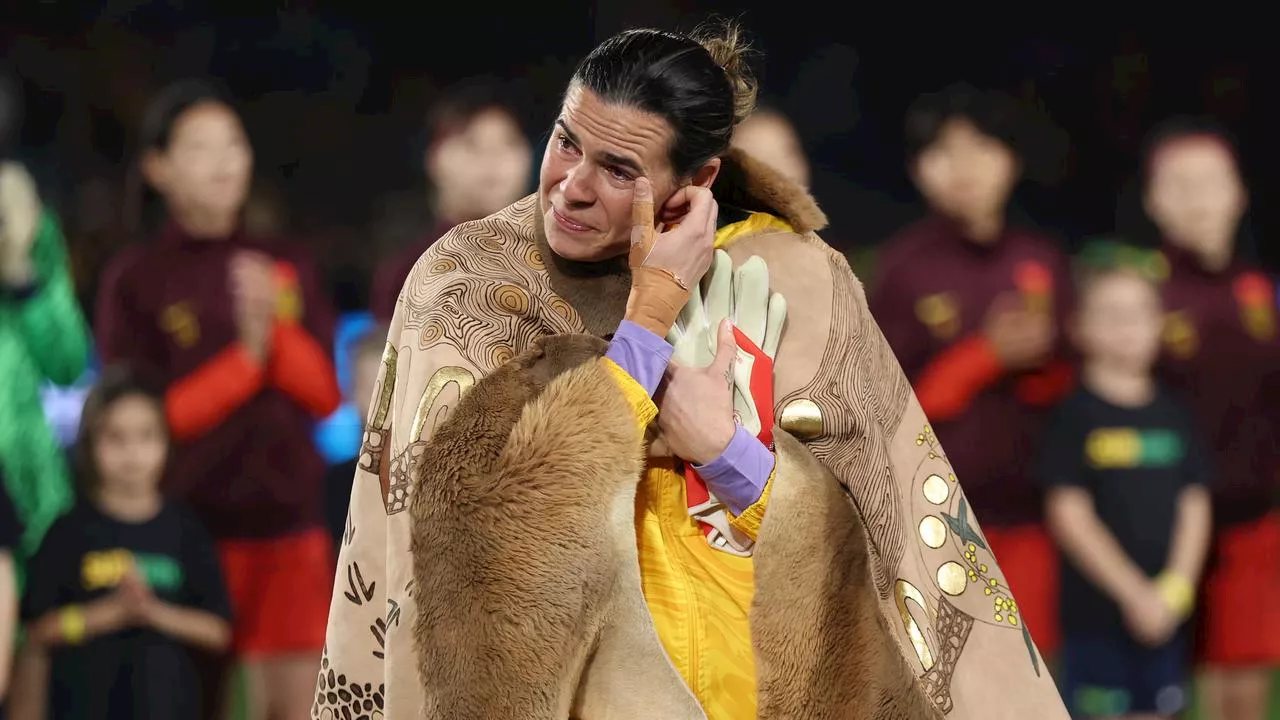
<box><xmin>694</xmin><ymin>425</ymin><xmax>775</xmax><ymax>515</ymax></box>
<box><xmin>604</xmin><ymin>320</ymin><xmax>673</xmax><ymax>397</ymax></box>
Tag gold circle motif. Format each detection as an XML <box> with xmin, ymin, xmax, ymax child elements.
<box><xmin>922</xmin><ymin>474</ymin><xmax>949</xmax><ymax>505</ymax></box>
<box><xmin>918</xmin><ymin>516</ymin><xmax>948</xmax><ymax>549</ymax></box>
<box><xmin>421</xmin><ymin>321</ymin><xmax>443</xmax><ymax>345</ymax></box>
<box><xmin>524</xmin><ymin>245</ymin><xmax>546</xmax><ymax>270</ymax></box>
<box><xmin>493</xmin><ymin>284</ymin><xmax>530</xmax><ymax>314</ymax></box>
<box><xmin>548</xmin><ymin>297</ymin><xmax>575</xmax><ymax>323</ymax></box>
<box><xmin>937</xmin><ymin>561</ymin><xmax>967</xmax><ymax>596</ymax></box>
<box><xmin>490</xmin><ymin>345</ymin><xmax>514</xmax><ymax>367</ymax></box>
<box><xmin>429</xmin><ymin>258</ymin><xmax>458</xmax><ymax>275</ymax></box>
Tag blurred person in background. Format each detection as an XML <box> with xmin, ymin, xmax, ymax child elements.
<box><xmin>870</xmin><ymin>83</ymin><xmax>1075</xmax><ymax>660</ymax></box>
<box><xmin>319</xmin><ymin>23</ymin><xmax>1067</xmax><ymax>720</ymax></box>
<box><xmin>1141</xmin><ymin>118</ymin><xmax>1280</xmax><ymax>720</ymax></box>
<box><xmin>0</xmin><ymin>66</ymin><xmax>90</xmax><ymax>591</ymax></box>
<box><xmin>18</xmin><ymin>367</ymin><xmax>232</xmax><ymax>720</ymax></box>
<box><xmin>1041</xmin><ymin>255</ymin><xmax>1211</xmax><ymax>719</ymax></box>
<box><xmin>323</xmin><ymin>323</ymin><xmax>386</xmax><ymax>548</ymax></box>
<box><xmin>95</xmin><ymin>80</ymin><xmax>341</xmax><ymax>720</ymax></box>
<box><xmin>729</xmin><ymin>107</ymin><xmax>810</xmax><ymax>190</ymax></box>
<box><xmin>369</xmin><ymin>82</ymin><xmax>532</xmax><ymax>320</ymax></box>
<box><xmin>0</xmin><ymin>472</ymin><xmax>21</xmax><ymax>712</ymax></box>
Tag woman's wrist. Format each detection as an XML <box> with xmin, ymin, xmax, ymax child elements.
<box><xmin>624</xmin><ymin>266</ymin><xmax>689</xmax><ymax>337</ymax></box>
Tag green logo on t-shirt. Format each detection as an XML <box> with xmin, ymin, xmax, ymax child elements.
<box><xmin>1085</xmin><ymin>427</ymin><xmax>1185</xmax><ymax>469</ymax></box>
<box><xmin>80</xmin><ymin>549</ymin><xmax>184</xmax><ymax>592</ymax></box>
<box><xmin>133</xmin><ymin>553</ymin><xmax>184</xmax><ymax>592</ymax></box>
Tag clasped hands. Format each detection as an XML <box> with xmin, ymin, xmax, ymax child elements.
<box><xmin>625</xmin><ymin>177</ymin><xmax>783</xmax><ymax>466</ymax></box>
<box><xmin>230</xmin><ymin>250</ymin><xmax>280</xmax><ymax>361</ymax></box>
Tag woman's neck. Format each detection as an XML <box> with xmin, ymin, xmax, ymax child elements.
<box><xmin>172</xmin><ymin>205</ymin><xmax>238</xmax><ymax>239</ymax></box>
<box><xmin>1083</xmin><ymin>362</ymin><xmax>1155</xmax><ymax>408</ymax></box>
<box><xmin>96</xmin><ymin>485</ymin><xmax>163</xmax><ymax>523</ymax></box>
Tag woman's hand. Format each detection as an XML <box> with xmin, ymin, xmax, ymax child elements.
<box><xmin>658</xmin><ymin>320</ymin><xmax>738</xmax><ymax>465</ymax></box>
<box><xmin>630</xmin><ymin>178</ymin><xmax>718</xmax><ymax>287</ymax></box>
<box><xmin>624</xmin><ymin>178</ymin><xmax>718</xmax><ymax>337</ymax></box>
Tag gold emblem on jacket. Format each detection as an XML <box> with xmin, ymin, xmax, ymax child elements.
<box><xmin>1162</xmin><ymin>311</ymin><xmax>1198</xmax><ymax>359</ymax></box>
<box><xmin>1242</xmin><ymin>305</ymin><xmax>1275</xmax><ymax>342</ymax></box>
<box><xmin>159</xmin><ymin>301</ymin><xmax>200</xmax><ymax>348</ymax></box>
<box><xmin>275</xmin><ymin>280</ymin><xmax>302</xmax><ymax>322</ymax></box>
<box><xmin>915</xmin><ymin>293</ymin><xmax>960</xmax><ymax>340</ymax></box>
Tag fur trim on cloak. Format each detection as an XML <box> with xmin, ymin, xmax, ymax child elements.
<box><xmin>410</xmin><ymin>333</ymin><xmax>940</xmax><ymax>719</ymax></box>
<box><xmin>712</xmin><ymin>146</ymin><xmax>828</xmax><ymax>234</ymax></box>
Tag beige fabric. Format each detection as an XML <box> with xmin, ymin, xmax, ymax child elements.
<box><xmin>312</xmin><ymin>152</ymin><xmax>1069</xmax><ymax>719</ymax></box>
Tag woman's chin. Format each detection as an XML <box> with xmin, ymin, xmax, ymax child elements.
<box><xmin>543</xmin><ymin>220</ymin><xmax>612</xmax><ymax>263</ymax></box>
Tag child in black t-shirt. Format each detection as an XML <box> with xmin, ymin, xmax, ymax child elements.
<box><xmin>1041</xmin><ymin>260</ymin><xmax>1212</xmax><ymax>719</ymax></box>
<box><xmin>20</xmin><ymin>366</ymin><xmax>232</xmax><ymax>720</ymax></box>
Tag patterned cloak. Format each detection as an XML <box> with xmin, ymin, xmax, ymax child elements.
<box><xmin>313</xmin><ymin>149</ymin><xmax>1070</xmax><ymax>720</ymax></box>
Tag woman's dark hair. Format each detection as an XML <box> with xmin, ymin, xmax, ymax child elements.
<box><xmin>124</xmin><ymin>78</ymin><xmax>241</xmax><ymax>237</ymax></box>
<box><xmin>571</xmin><ymin>21</ymin><xmax>758</xmax><ymax>177</ymax></box>
<box><xmin>74</xmin><ymin>365</ymin><xmax>168</xmax><ymax>497</ymax></box>
<box><xmin>904</xmin><ymin>83</ymin><xmax>1021</xmax><ymax>161</ymax></box>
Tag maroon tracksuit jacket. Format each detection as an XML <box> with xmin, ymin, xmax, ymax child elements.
<box><xmin>1157</xmin><ymin>245</ymin><xmax>1280</xmax><ymax>526</ymax></box>
<box><xmin>870</xmin><ymin>216</ymin><xmax>1075</xmax><ymax>527</ymax></box>
<box><xmin>95</xmin><ymin>222</ymin><xmax>341</xmax><ymax>539</ymax></box>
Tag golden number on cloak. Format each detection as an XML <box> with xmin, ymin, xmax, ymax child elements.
<box><xmin>369</xmin><ymin>343</ymin><xmax>398</xmax><ymax>429</ymax></box>
<box><xmin>894</xmin><ymin>579</ymin><xmax>936</xmax><ymax>671</ymax></box>
<box><xmin>410</xmin><ymin>366</ymin><xmax>477</xmax><ymax>441</ymax></box>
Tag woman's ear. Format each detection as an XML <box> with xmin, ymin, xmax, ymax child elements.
<box><xmin>658</xmin><ymin>157</ymin><xmax>722</xmax><ymax>225</ymax></box>
<box><xmin>690</xmin><ymin>157</ymin><xmax>721</xmax><ymax>189</ymax></box>
<box><xmin>140</xmin><ymin>149</ymin><xmax>167</xmax><ymax>193</ymax></box>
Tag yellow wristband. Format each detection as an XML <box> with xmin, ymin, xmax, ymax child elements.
<box><xmin>59</xmin><ymin>605</ymin><xmax>86</xmax><ymax>645</ymax></box>
<box><xmin>1155</xmin><ymin>572</ymin><xmax>1195</xmax><ymax>620</ymax></box>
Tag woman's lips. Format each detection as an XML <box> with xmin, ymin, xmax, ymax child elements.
<box><xmin>553</xmin><ymin>207</ymin><xmax>594</xmax><ymax>233</ymax></box>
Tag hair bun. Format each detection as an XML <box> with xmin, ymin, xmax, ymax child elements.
<box><xmin>693</xmin><ymin>21</ymin><xmax>757</xmax><ymax>125</ymax></box>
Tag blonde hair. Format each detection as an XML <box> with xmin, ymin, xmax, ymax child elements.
<box><xmin>692</xmin><ymin>20</ymin><xmax>758</xmax><ymax>126</ymax></box>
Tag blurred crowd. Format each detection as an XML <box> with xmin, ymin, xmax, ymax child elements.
<box><xmin>0</xmin><ymin>41</ymin><xmax>1277</xmax><ymax>720</ymax></box>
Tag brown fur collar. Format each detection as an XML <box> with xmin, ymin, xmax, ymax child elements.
<box><xmin>712</xmin><ymin>147</ymin><xmax>828</xmax><ymax>234</ymax></box>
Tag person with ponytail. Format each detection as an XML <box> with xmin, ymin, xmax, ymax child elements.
<box><xmin>318</xmin><ymin>22</ymin><xmax>1067</xmax><ymax>720</ymax></box>
<box><xmin>94</xmin><ymin>80</ymin><xmax>340</xmax><ymax>720</ymax></box>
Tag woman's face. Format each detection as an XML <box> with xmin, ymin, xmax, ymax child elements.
<box><xmin>428</xmin><ymin>107</ymin><xmax>532</xmax><ymax>222</ymax></box>
<box><xmin>538</xmin><ymin>84</ymin><xmax>721</xmax><ymax>263</ymax></box>
<box><xmin>145</xmin><ymin>101</ymin><xmax>253</xmax><ymax>220</ymax></box>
